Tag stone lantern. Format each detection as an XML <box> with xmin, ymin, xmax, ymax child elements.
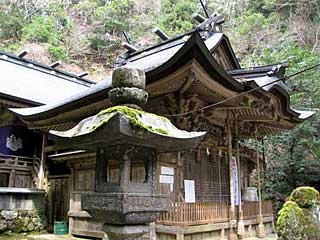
<box><xmin>50</xmin><ymin>67</ymin><xmax>206</xmax><ymax>240</ymax></box>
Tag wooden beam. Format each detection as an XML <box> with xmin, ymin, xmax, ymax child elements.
<box><xmin>237</xmin><ymin>115</ymin><xmax>274</xmax><ymax>121</ymax></box>
<box><xmin>44</xmin><ymin>145</ymin><xmax>66</xmax><ymax>153</ymax></box>
<box><xmin>214</xmin><ymin>106</ymin><xmax>253</xmax><ymax>111</ymax></box>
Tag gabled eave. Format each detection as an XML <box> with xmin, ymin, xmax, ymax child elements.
<box><xmin>146</xmin><ymin>30</ymin><xmax>245</xmax><ymax>91</ymax></box>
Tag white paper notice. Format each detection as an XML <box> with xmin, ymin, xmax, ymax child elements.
<box><xmin>161</xmin><ymin>166</ymin><xmax>174</xmax><ymax>175</ymax></box>
<box><xmin>159</xmin><ymin>175</ymin><xmax>174</xmax><ymax>184</ymax></box>
<box><xmin>184</xmin><ymin>180</ymin><xmax>195</xmax><ymax>203</ymax></box>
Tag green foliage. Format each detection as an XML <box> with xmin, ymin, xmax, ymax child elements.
<box><xmin>289</xmin><ymin>186</ymin><xmax>320</xmax><ymax>208</ymax></box>
<box><xmin>159</xmin><ymin>0</ymin><xmax>197</xmax><ymax>36</ymax></box>
<box><xmin>253</xmin><ymin>43</ymin><xmax>320</xmax><ymax>107</ymax></box>
<box><xmin>0</xmin><ymin>7</ymin><xmax>24</xmax><ymax>41</ymax></box>
<box><xmin>264</xmin><ymin>114</ymin><xmax>320</xmax><ymax>197</ymax></box>
<box><xmin>277</xmin><ymin>201</ymin><xmax>306</xmax><ymax>240</ymax></box>
<box><xmin>277</xmin><ymin>187</ymin><xmax>320</xmax><ymax>240</ymax></box>
<box><xmin>256</xmin><ymin>41</ymin><xmax>320</xmax><ymax>197</ymax></box>
<box><xmin>22</xmin><ymin>16</ymin><xmax>62</xmax><ymax>44</ymax></box>
<box><xmin>236</xmin><ymin>11</ymin><xmax>272</xmax><ymax>35</ymax></box>
<box><xmin>48</xmin><ymin>45</ymin><xmax>68</xmax><ymax>61</ymax></box>
<box><xmin>95</xmin><ymin>0</ymin><xmax>135</xmax><ymax>34</ymax></box>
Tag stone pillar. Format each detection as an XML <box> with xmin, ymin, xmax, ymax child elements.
<box><xmin>227</xmin><ymin>119</ymin><xmax>237</xmax><ymax>240</ymax></box>
<box><xmin>255</xmin><ymin>135</ymin><xmax>265</xmax><ymax>238</ymax></box>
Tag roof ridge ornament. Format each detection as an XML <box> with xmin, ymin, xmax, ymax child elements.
<box><xmin>17</xmin><ymin>49</ymin><xmax>29</xmax><ymax>58</ymax></box>
<box><xmin>152</xmin><ymin>27</ymin><xmax>170</xmax><ymax>41</ymax></box>
<box><xmin>267</xmin><ymin>64</ymin><xmax>286</xmax><ymax>78</ymax></box>
<box><xmin>196</xmin><ymin>13</ymin><xmax>225</xmax><ymax>35</ymax></box>
<box><xmin>196</xmin><ymin>0</ymin><xmax>225</xmax><ymax>38</ymax></box>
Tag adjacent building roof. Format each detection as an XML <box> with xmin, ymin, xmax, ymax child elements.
<box><xmin>0</xmin><ymin>51</ymin><xmax>95</xmax><ymax>106</ymax></box>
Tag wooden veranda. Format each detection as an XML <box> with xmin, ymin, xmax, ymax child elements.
<box><xmin>158</xmin><ymin>200</ymin><xmax>273</xmax><ymax>226</ymax></box>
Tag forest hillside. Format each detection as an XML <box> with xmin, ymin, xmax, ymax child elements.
<box><xmin>1</xmin><ymin>0</ymin><xmax>320</xmax><ymax>197</ymax></box>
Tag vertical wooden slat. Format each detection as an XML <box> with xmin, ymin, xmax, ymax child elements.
<box><xmin>158</xmin><ymin>201</ymin><xmax>232</xmax><ymax>225</ymax></box>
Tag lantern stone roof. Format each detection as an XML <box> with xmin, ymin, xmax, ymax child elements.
<box><xmin>50</xmin><ymin>106</ymin><xmax>206</xmax><ymax>152</ymax></box>
<box><xmin>0</xmin><ymin>51</ymin><xmax>94</xmax><ymax>106</ymax></box>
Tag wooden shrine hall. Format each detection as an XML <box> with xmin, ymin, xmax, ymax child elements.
<box><xmin>7</xmin><ymin>14</ymin><xmax>314</xmax><ymax>240</ymax></box>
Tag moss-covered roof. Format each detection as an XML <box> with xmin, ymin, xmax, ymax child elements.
<box><xmin>50</xmin><ymin>106</ymin><xmax>206</xmax><ymax>139</ymax></box>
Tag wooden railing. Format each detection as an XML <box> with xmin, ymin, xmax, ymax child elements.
<box><xmin>0</xmin><ymin>153</ymin><xmax>40</xmax><ymax>172</ymax></box>
<box><xmin>158</xmin><ymin>200</ymin><xmax>273</xmax><ymax>226</ymax></box>
<box><xmin>242</xmin><ymin>200</ymin><xmax>273</xmax><ymax>219</ymax></box>
<box><xmin>157</xmin><ymin>202</ymin><xmax>229</xmax><ymax>226</ymax></box>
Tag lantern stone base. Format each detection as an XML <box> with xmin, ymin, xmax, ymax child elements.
<box><xmin>103</xmin><ymin>224</ymin><xmax>149</xmax><ymax>240</ymax></box>
<box><xmin>81</xmin><ymin>192</ymin><xmax>168</xmax><ymax>225</ymax></box>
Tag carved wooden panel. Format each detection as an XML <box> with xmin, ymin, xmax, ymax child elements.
<box><xmin>14</xmin><ymin>174</ymin><xmax>32</xmax><ymax>188</ymax></box>
<box><xmin>74</xmin><ymin>169</ymin><xmax>95</xmax><ymax>191</ymax></box>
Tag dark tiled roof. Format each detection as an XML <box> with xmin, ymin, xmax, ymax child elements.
<box><xmin>0</xmin><ymin>51</ymin><xmax>95</xmax><ymax>105</ymax></box>
<box><xmin>9</xmin><ymin>31</ymin><xmax>314</xmax><ymax>124</ymax></box>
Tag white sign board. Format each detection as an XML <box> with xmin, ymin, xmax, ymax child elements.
<box><xmin>184</xmin><ymin>180</ymin><xmax>195</xmax><ymax>203</ymax></box>
<box><xmin>161</xmin><ymin>166</ymin><xmax>174</xmax><ymax>175</ymax></box>
<box><xmin>159</xmin><ymin>175</ymin><xmax>174</xmax><ymax>184</ymax></box>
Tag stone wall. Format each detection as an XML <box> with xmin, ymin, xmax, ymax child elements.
<box><xmin>0</xmin><ymin>187</ymin><xmax>47</xmax><ymax>233</ymax></box>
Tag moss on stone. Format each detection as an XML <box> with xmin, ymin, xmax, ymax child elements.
<box><xmin>155</xmin><ymin>128</ymin><xmax>169</xmax><ymax>135</ymax></box>
<box><xmin>277</xmin><ymin>201</ymin><xmax>306</xmax><ymax>240</ymax></box>
<box><xmin>277</xmin><ymin>187</ymin><xmax>320</xmax><ymax>240</ymax></box>
<box><xmin>92</xmin><ymin>106</ymin><xmax>169</xmax><ymax>135</ymax></box>
<box><xmin>289</xmin><ymin>186</ymin><xmax>320</xmax><ymax>208</ymax></box>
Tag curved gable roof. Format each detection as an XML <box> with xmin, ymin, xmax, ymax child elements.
<box><xmin>10</xmin><ymin>31</ymin><xmax>314</xmax><ymax>127</ymax></box>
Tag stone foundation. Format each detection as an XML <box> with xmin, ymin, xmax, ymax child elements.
<box><xmin>0</xmin><ymin>188</ymin><xmax>47</xmax><ymax>233</ymax></box>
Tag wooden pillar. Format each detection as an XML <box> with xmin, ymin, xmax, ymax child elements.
<box><xmin>8</xmin><ymin>169</ymin><xmax>15</xmax><ymax>187</ymax></box>
<box><xmin>199</xmin><ymin>147</ymin><xmax>204</xmax><ymax>202</ymax></box>
<box><xmin>39</xmin><ymin>133</ymin><xmax>47</xmax><ymax>189</ymax></box>
<box><xmin>235</xmin><ymin>119</ymin><xmax>245</xmax><ymax>237</ymax></box>
<box><xmin>177</xmin><ymin>151</ymin><xmax>184</xmax><ymax>202</ymax></box>
<box><xmin>220</xmin><ymin>228</ymin><xmax>225</xmax><ymax>240</ymax></box>
<box><xmin>149</xmin><ymin>222</ymin><xmax>156</xmax><ymax>240</ymax></box>
<box><xmin>218</xmin><ymin>149</ymin><xmax>222</xmax><ymax>201</ymax></box>
<box><xmin>255</xmin><ymin>132</ymin><xmax>265</xmax><ymax>238</ymax></box>
<box><xmin>176</xmin><ymin>233</ymin><xmax>184</xmax><ymax>240</ymax></box>
<box><xmin>227</xmin><ymin>117</ymin><xmax>238</xmax><ymax>240</ymax></box>
<box><xmin>68</xmin><ymin>166</ymin><xmax>74</xmax><ymax>234</ymax></box>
